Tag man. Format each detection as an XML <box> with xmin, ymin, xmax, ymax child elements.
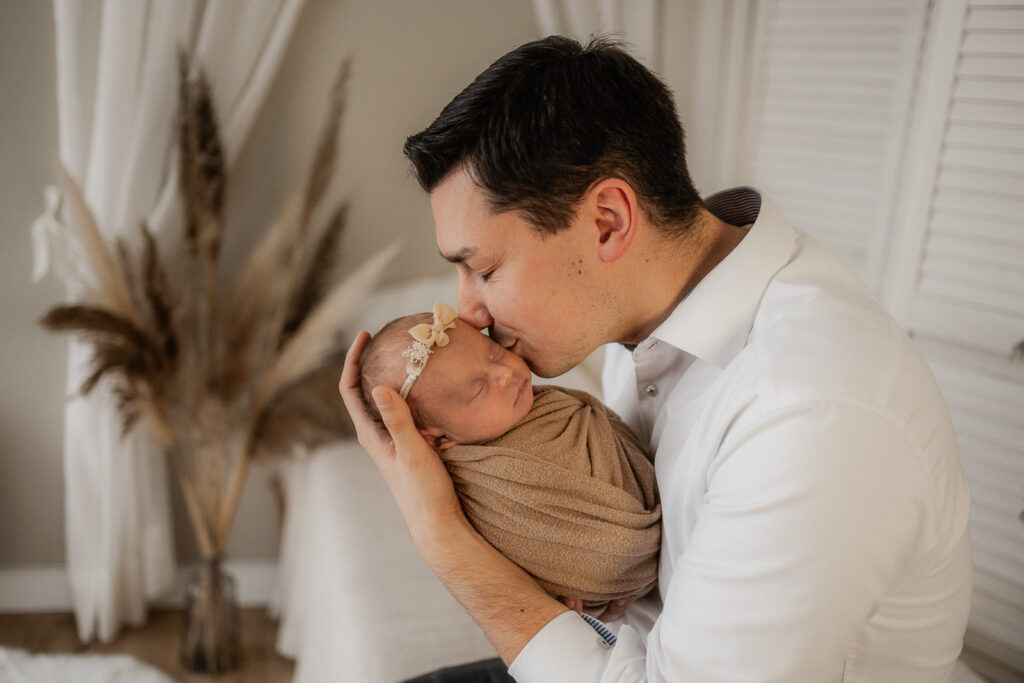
<box><xmin>339</xmin><ymin>36</ymin><xmax>973</xmax><ymax>682</ymax></box>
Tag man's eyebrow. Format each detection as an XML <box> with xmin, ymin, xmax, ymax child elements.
<box><xmin>440</xmin><ymin>246</ymin><xmax>476</xmax><ymax>264</ymax></box>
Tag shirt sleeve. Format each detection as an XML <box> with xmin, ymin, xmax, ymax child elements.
<box><xmin>511</xmin><ymin>400</ymin><xmax>932</xmax><ymax>682</ymax></box>
<box><xmin>509</xmin><ymin>611</ymin><xmax>641</xmax><ymax>682</ymax></box>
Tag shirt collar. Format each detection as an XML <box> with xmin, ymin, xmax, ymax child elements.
<box><xmin>646</xmin><ymin>187</ymin><xmax>797</xmax><ymax>369</ymax></box>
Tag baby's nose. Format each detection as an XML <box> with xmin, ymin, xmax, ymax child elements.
<box><xmin>493</xmin><ymin>366</ymin><xmax>513</xmax><ymax>388</ymax></box>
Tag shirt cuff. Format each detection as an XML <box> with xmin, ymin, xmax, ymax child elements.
<box><xmin>508</xmin><ymin>610</ymin><xmax>614</xmax><ymax>683</ymax></box>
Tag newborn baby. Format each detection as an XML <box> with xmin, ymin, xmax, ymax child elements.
<box><xmin>359</xmin><ymin>303</ymin><xmax>660</xmax><ymax>609</ymax></box>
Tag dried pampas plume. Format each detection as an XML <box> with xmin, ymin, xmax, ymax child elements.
<box><xmin>39</xmin><ymin>54</ymin><xmax>391</xmax><ymax>563</ymax></box>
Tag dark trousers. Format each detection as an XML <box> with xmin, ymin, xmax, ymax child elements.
<box><xmin>403</xmin><ymin>657</ymin><xmax>515</xmax><ymax>683</ymax></box>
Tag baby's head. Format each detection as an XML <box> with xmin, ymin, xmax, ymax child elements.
<box><xmin>360</xmin><ymin>303</ymin><xmax>535</xmax><ymax>449</ymax></box>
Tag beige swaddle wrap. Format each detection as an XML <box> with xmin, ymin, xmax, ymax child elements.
<box><xmin>442</xmin><ymin>387</ymin><xmax>661</xmax><ymax>608</ymax></box>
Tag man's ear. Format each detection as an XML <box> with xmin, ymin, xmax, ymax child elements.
<box><xmin>586</xmin><ymin>178</ymin><xmax>637</xmax><ymax>263</ymax></box>
<box><xmin>418</xmin><ymin>426</ymin><xmax>458</xmax><ymax>450</ymax></box>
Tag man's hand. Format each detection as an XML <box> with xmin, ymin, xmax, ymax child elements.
<box><xmin>338</xmin><ymin>331</ymin><xmax>466</xmax><ymax>552</ymax></box>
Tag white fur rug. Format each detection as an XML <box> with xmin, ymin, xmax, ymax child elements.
<box><xmin>0</xmin><ymin>646</ymin><xmax>175</xmax><ymax>683</ymax></box>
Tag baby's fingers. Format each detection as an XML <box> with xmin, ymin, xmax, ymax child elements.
<box><xmin>560</xmin><ymin>596</ymin><xmax>583</xmax><ymax>614</ymax></box>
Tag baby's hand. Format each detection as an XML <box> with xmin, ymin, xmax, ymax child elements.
<box><xmin>559</xmin><ymin>596</ymin><xmax>631</xmax><ymax>622</ymax></box>
<box><xmin>560</xmin><ymin>596</ymin><xmax>584</xmax><ymax>613</ymax></box>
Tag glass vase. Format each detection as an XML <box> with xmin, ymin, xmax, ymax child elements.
<box><xmin>180</xmin><ymin>557</ymin><xmax>240</xmax><ymax>673</ymax></box>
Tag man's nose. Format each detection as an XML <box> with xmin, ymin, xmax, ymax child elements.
<box><xmin>457</xmin><ymin>276</ymin><xmax>494</xmax><ymax>330</ymax></box>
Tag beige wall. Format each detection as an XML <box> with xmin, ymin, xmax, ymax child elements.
<box><xmin>0</xmin><ymin>0</ymin><xmax>699</xmax><ymax>569</ymax></box>
<box><xmin>0</xmin><ymin>0</ymin><xmax>66</xmax><ymax>567</ymax></box>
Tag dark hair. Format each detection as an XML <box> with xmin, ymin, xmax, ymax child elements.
<box><xmin>404</xmin><ymin>35</ymin><xmax>703</xmax><ymax>236</ymax></box>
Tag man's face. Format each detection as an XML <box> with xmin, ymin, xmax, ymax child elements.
<box><xmin>431</xmin><ymin>168</ymin><xmax>606</xmax><ymax>378</ymax></box>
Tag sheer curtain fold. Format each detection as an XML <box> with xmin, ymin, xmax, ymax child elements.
<box><xmin>47</xmin><ymin>0</ymin><xmax>306</xmax><ymax>643</ymax></box>
<box><xmin>531</xmin><ymin>0</ymin><xmax>663</xmax><ymax>70</ymax></box>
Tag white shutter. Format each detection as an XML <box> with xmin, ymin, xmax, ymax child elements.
<box><xmin>733</xmin><ymin>0</ymin><xmax>1024</xmax><ymax>674</ymax></box>
<box><xmin>742</xmin><ymin>0</ymin><xmax>929</xmax><ymax>290</ymax></box>
<box><xmin>884</xmin><ymin>0</ymin><xmax>1024</xmax><ymax>675</ymax></box>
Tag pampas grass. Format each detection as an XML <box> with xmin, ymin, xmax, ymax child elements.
<box><xmin>40</xmin><ymin>55</ymin><xmax>393</xmax><ymax>563</ymax></box>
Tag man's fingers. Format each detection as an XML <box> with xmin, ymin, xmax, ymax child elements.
<box><xmin>371</xmin><ymin>386</ymin><xmax>423</xmax><ymax>457</ymax></box>
<box><xmin>338</xmin><ymin>330</ymin><xmax>384</xmax><ymax>446</ymax></box>
<box><xmin>340</xmin><ymin>330</ymin><xmax>371</xmax><ymax>396</ymax></box>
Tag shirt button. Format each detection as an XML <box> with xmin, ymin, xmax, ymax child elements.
<box><xmin>597</xmin><ymin>636</ymin><xmax>612</xmax><ymax>649</ymax></box>
<box><xmin>645</xmin><ymin>384</ymin><xmax>658</xmax><ymax>396</ymax></box>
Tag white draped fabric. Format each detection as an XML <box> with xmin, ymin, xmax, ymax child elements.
<box><xmin>43</xmin><ymin>0</ymin><xmax>305</xmax><ymax>643</ymax></box>
<box><xmin>529</xmin><ymin>0</ymin><xmax>758</xmax><ymax>202</ymax></box>
<box><xmin>530</xmin><ymin>0</ymin><xmax>664</xmax><ymax>70</ymax></box>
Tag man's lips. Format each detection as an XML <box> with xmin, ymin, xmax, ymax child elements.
<box><xmin>489</xmin><ymin>327</ymin><xmax>517</xmax><ymax>350</ymax></box>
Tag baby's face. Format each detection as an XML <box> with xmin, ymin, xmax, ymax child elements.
<box><xmin>412</xmin><ymin>319</ymin><xmax>534</xmax><ymax>445</ymax></box>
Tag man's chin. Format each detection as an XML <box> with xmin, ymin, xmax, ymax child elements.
<box><xmin>523</xmin><ymin>354</ymin><xmax>580</xmax><ymax>379</ymax></box>
<box><xmin>508</xmin><ymin>338</ymin><xmax>587</xmax><ymax>378</ymax></box>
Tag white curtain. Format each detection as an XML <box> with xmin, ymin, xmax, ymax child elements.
<box><xmin>40</xmin><ymin>0</ymin><xmax>305</xmax><ymax>643</ymax></box>
<box><xmin>531</xmin><ymin>0</ymin><xmax>664</xmax><ymax>69</ymax></box>
<box><xmin>529</xmin><ymin>0</ymin><xmax>760</xmax><ymax>192</ymax></box>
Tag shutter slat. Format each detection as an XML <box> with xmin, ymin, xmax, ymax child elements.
<box><xmin>959</xmin><ymin>54</ymin><xmax>1024</xmax><ymax>78</ymax></box>
<box><xmin>947</xmin><ymin>407</ymin><xmax>1024</xmax><ymax>456</ymax></box>
<box><xmin>926</xmin><ymin>233</ymin><xmax>1024</xmax><ymax>271</ymax></box>
<box><xmin>758</xmin><ymin>79</ymin><xmax>901</xmax><ymax>101</ymax></box>
<box><xmin>761</xmin><ymin>96</ymin><xmax>891</xmax><ymax>122</ymax></box>
<box><xmin>963</xmin><ymin>459</ymin><xmax>1024</xmax><ymax>499</ymax></box>
<box><xmin>970</xmin><ymin>0</ymin><xmax>1024</xmax><ymax>7</ymax></box>
<box><xmin>971</xmin><ymin>497</ymin><xmax>1024</xmax><ymax>542</ymax></box>
<box><xmin>910</xmin><ymin>297</ymin><xmax>1024</xmax><ymax>354</ymax></box>
<box><xmin>752</xmin><ymin>144</ymin><xmax>880</xmax><ymax>171</ymax></box>
<box><xmin>944</xmin><ymin>144</ymin><xmax>1024</xmax><ymax>174</ymax></box>
<box><xmin>759</xmin><ymin>121</ymin><xmax>887</xmax><ymax>147</ymax></box>
<box><xmin>937</xmin><ymin>357</ymin><xmax>1024</xmax><ymax>416</ymax></box>
<box><xmin>765</xmin><ymin>50</ymin><xmax>899</xmax><ymax>70</ymax></box>
<box><xmin>750</xmin><ymin>162</ymin><xmax>877</xmax><ymax>195</ymax></box>
<box><xmin>772</xmin><ymin>19</ymin><xmax>905</xmax><ymax>34</ymax></box>
<box><xmin>774</xmin><ymin>3</ymin><xmax>908</xmax><ymax>17</ymax></box>
<box><xmin>915</xmin><ymin>334</ymin><xmax>1024</xmax><ymax>384</ymax></box>
<box><xmin>923</xmin><ymin>256</ymin><xmax>1024</xmax><ymax>314</ymax></box>
<box><xmin>954</xmin><ymin>77</ymin><xmax>1024</xmax><ymax>105</ymax></box>
<box><xmin>962</xmin><ymin>31</ymin><xmax>1024</xmax><ymax>56</ymax></box>
<box><xmin>939</xmin><ymin>166</ymin><xmax>1024</xmax><ymax>197</ymax></box>
<box><xmin>945</xmin><ymin>120</ymin><xmax>1024</xmax><ymax>148</ymax></box>
<box><xmin>969</xmin><ymin>592</ymin><xmax>1024</xmax><ymax>646</ymax></box>
<box><xmin>966</xmin><ymin>7</ymin><xmax>1024</xmax><ymax>30</ymax></box>
<box><xmin>932</xmin><ymin>208</ymin><xmax>1021</xmax><ymax>244</ymax></box>
<box><xmin>932</xmin><ymin>185</ymin><xmax>1024</xmax><ymax>222</ymax></box>
<box><xmin>975</xmin><ymin>558</ymin><xmax>1024</xmax><ymax>601</ymax></box>
<box><xmin>950</xmin><ymin>99</ymin><xmax>1024</xmax><ymax>126</ymax></box>
<box><xmin>919</xmin><ymin>273</ymin><xmax>1024</xmax><ymax>315</ymax></box>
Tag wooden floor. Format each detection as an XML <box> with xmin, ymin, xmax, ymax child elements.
<box><xmin>0</xmin><ymin>608</ymin><xmax>295</xmax><ymax>682</ymax></box>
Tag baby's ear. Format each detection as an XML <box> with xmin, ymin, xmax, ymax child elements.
<box><xmin>418</xmin><ymin>427</ymin><xmax>458</xmax><ymax>450</ymax></box>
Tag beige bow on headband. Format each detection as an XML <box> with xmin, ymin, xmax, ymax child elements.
<box><xmin>399</xmin><ymin>302</ymin><xmax>457</xmax><ymax>399</ymax></box>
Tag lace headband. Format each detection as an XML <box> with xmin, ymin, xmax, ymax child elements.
<box><xmin>399</xmin><ymin>302</ymin><xmax>457</xmax><ymax>399</ymax></box>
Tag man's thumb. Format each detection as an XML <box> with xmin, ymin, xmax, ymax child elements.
<box><xmin>372</xmin><ymin>386</ymin><xmax>414</xmax><ymax>438</ymax></box>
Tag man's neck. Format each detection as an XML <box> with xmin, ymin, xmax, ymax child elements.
<box><xmin>620</xmin><ymin>209</ymin><xmax>748</xmax><ymax>344</ymax></box>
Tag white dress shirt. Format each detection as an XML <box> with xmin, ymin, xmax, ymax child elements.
<box><xmin>509</xmin><ymin>188</ymin><xmax>973</xmax><ymax>682</ymax></box>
